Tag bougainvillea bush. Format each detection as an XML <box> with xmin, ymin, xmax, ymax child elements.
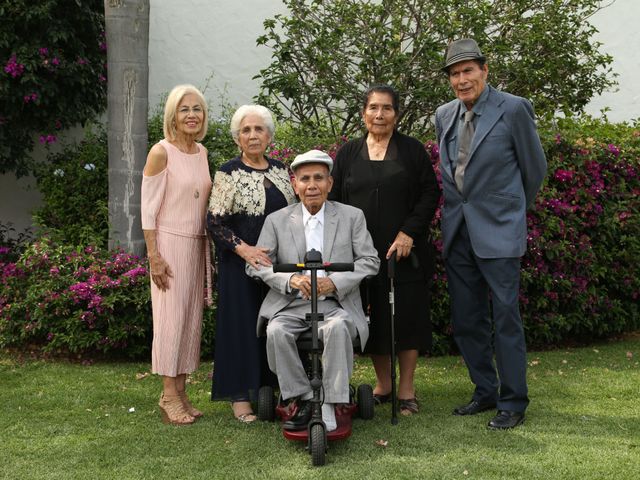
<box><xmin>427</xmin><ymin>118</ymin><xmax>639</xmax><ymax>354</ymax></box>
<box><xmin>0</xmin><ymin>238</ymin><xmax>151</xmax><ymax>357</ymax></box>
<box><xmin>0</xmin><ymin>0</ymin><xmax>107</xmax><ymax>176</ymax></box>
<box><xmin>519</xmin><ymin>118</ymin><xmax>639</xmax><ymax>345</ymax></box>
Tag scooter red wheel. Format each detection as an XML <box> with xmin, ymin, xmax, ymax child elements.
<box><xmin>310</xmin><ymin>424</ymin><xmax>326</xmax><ymax>466</ymax></box>
<box><xmin>357</xmin><ymin>384</ymin><xmax>375</xmax><ymax>420</ymax></box>
<box><xmin>257</xmin><ymin>385</ymin><xmax>275</xmax><ymax>422</ymax></box>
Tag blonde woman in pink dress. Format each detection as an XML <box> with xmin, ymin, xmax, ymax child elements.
<box><xmin>141</xmin><ymin>84</ymin><xmax>212</xmax><ymax>425</ymax></box>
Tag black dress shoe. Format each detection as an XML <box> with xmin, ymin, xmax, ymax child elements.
<box><xmin>452</xmin><ymin>400</ymin><xmax>496</xmax><ymax>416</ymax></box>
<box><xmin>283</xmin><ymin>401</ymin><xmax>312</xmax><ymax>431</ymax></box>
<box><xmin>488</xmin><ymin>410</ymin><xmax>525</xmax><ymax>429</ymax></box>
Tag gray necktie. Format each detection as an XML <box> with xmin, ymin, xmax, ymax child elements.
<box><xmin>455</xmin><ymin>110</ymin><xmax>475</xmax><ymax>192</ymax></box>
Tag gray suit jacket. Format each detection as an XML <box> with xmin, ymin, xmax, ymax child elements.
<box><xmin>246</xmin><ymin>201</ymin><xmax>380</xmax><ymax>347</ymax></box>
<box><xmin>435</xmin><ymin>85</ymin><xmax>547</xmax><ymax>259</ymax></box>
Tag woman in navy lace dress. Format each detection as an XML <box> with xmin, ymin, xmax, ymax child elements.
<box><xmin>207</xmin><ymin>105</ymin><xmax>296</xmax><ymax>422</ymax></box>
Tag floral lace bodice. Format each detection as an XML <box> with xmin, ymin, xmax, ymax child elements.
<box><xmin>207</xmin><ymin>156</ymin><xmax>296</xmax><ymax>251</ymax></box>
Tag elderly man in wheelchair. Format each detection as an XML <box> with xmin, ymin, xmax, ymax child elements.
<box><xmin>246</xmin><ymin>150</ymin><xmax>380</xmax><ymax>432</ymax></box>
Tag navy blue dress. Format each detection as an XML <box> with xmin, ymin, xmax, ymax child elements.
<box><xmin>207</xmin><ymin>156</ymin><xmax>295</xmax><ymax>400</ymax></box>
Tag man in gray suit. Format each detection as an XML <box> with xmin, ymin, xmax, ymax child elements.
<box><xmin>246</xmin><ymin>149</ymin><xmax>379</xmax><ymax>431</ymax></box>
<box><xmin>435</xmin><ymin>38</ymin><xmax>547</xmax><ymax>429</ymax></box>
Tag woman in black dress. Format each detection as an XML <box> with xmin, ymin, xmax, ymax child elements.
<box><xmin>207</xmin><ymin>105</ymin><xmax>296</xmax><ymax>422</ymax></box>
<box><xmin>329</xmin><ymin>84</ymin><xmax>440</xmax><ymax>415</ymax></box>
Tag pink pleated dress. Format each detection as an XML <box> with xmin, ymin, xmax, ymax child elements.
<box><xmin>141</xmin><ymin>139</ymin><xmax>212</xmax><ymax>377</ymax></box>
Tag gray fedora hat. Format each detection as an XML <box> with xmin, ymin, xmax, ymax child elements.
<box><xmin>290</xmin><ymin>149</ymin><xmax>333</xmax><ymax>172</ymax></box>
<box><xmin>443</xmin><ymin>38</ymin><xmax>486</xmax><ymax>71</ymax></box>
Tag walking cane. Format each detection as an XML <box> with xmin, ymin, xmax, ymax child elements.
<box><xmin>388</xmin><ymin>254</ymin><xmax>399</xmax><ymax>425</ymax></box>
<box><xmin>388</xmin><ymin>251</ymin><xmax>419</xmax><ymax>425</ymax></box>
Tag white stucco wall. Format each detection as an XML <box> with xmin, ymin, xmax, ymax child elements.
<box><xmin>584</xmin><ymin>0</ymin><xmax>640</xmax><ymax>122</ymax></box>
<box><xmin>2</xmin><ymin>0</ymin><xmax>638</xmax><ymax>235</ymax></box>
<box><xmin>148</xmin><ymin>0</ymin><xmax>287</xmax><ymax>114</ymax></box>
<box><xmin>146</xmin><ymin>0</ymin><xmax>640</xmax><ymax>122</ymax></box>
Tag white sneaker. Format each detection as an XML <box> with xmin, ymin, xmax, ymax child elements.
<box><xmin>322</xmin><ymin>402</ymin><xmax>337</xmax><ymax>432</ymax></box>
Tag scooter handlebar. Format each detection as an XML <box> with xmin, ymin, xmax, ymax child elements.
<box><xmin>272</xmin><ymin>262</ymin><xmax>354</xmax><ymax>273</ymax></box>
<box><xmin>272</xmin><ymin>263</ymin><xmax>304</xmax><ymax>273</ymax></box>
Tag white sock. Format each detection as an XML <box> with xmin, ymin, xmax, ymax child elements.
<box><xmin>322</xmin><ymin>402</ymin><xmax>336</xmax><ymax>432</ymax></box>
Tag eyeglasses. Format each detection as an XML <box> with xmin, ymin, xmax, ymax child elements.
<box><xmin>178</xmin><ymin>106</ymin><xmax>203</xmax><ymax>115</ymax></box>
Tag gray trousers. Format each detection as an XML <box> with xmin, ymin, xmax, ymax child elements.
<box><xmin>445</xmin><ymin>221</ymin><xmax>529</xmax><ymax>412</ymax></box>
<box><xmin>266</xmin><ymin>298</ymin><xmax>357</xmax><ymax>404</ymax></box>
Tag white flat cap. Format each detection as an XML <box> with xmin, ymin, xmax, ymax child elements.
<box><xmin>290</xmin><ymin>149</ymin><xmax>333</xmax><ymax>171</ymax></box>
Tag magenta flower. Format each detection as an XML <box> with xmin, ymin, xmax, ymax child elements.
<box><xmin>554</xmin><ymin>169</ymin><xmax>574</xmax><ymax>182</ymax></box>
<box><xmin>23</xmin><ymin>93</ymin><xmax>38</xmax><ymax>104</ymax></box>
<box><xmin>39</xmin><ymin>134</ymin><xmax>57</xmax><ymax>145</ymax></box>
<box><xmin>4</xmin><ymin>54</ymin><xmax>25</xmax><ymax>78</ymax></box>
<box><xmin>606</xmin><ymin>144</ymin><xmax>620</xmax><ymax>156</ymax></box>
<box><xmin>123</xmin><ymin>266</ymin><xmax>147</xmax><ymax>278</ymax></box>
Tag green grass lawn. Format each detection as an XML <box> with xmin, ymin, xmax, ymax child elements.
<box><xmin>2</xmin><ymin>335</ymin><xmax>639</xmax><ymax>480</ymax></box>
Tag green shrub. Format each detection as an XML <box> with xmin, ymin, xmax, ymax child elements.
<box><xmin>0</xmin><ymin>223</ymin><xmax>32</xmax><ymax>262</ymax></box>
<box><xmin>0</xmin><ymin>237</ymin><xmax>151</xmax><ymax>357</ymax></box>
<box><xmin>32</xmin><ymin>126</ymin><xmax>109</xmax><ymax>248</ymax></box>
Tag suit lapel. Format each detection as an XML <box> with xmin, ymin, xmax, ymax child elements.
<box><xmin>323</xmin><ymin>202</ymin><xmax>338</xmax><ymax>260</ymax></box>
<box><xmin>288</xmin><ymin>205</ymin><xmax>307</xmax><ymax>261</ymax></box>
<box><xmin>440</xmin><ymin>104</ymin><xmax>459</xmax><ymax>180</ymax></box>
<box><xmin>468</xmin><ymin>87</ymin><xmax>504</xmax><ymax>161</ymax></box>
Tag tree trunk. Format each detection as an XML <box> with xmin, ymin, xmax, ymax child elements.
<box><xmin>104</xmin><ymin>0</ymin><xmax>149</xmax><ymax>255</ymax></box>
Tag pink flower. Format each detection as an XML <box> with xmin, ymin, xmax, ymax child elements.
<box><xmin>606</xmin><ymin>144</ymin><xmax>620</xmax><ymax>156</ymax></box>
<box><xmin>39</xmin><ymin>134</ymin><xmax>57</xmax><ymax>145</ymax></box>
<box><xmin>4</xmin><ymin>54</ymin><xmax>25</xmax><ymax>78</ymax></box>
<box><xmin>38</xmin><ymin>47</ymin><xmax>49</xmax><ymax>56</ymax></box>
<box><xmin>618</xmin><ymin>211</ymin><xmax>631</xmax><ymax>223</ymax></box>
<box><xmin>554</xmin><ymin>169</ymin><xmax>574</xmax><ymax>182</ymax></box>
<box><xmin>23</xmin><ymin>93</ymin><xmax>38</xmax><ymax>104</ymax></box>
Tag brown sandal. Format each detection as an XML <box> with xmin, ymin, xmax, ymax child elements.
<box><xmin>179</xmin><ymin>391</ymin><xmax>203</xmax><ymax>418</ymax></box>
<box><xmin>159</xmin><ymin>393</ymin><xmax>195</xmax><ymax>425</ymax></box>
<box><xmin>399</xmin><ymin>397</ymin><xmax>419</xmax><ymax>416</ymax></box>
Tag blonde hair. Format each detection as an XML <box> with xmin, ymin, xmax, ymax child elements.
<box><xmin>163</xmin><ymin>84</ymin><xmax>208</xmax><ymax>141</ymax></box>
<box><xmin>229</xmin><ymin>104</ymin><xmax>275</xmax><ymax>144</ymax></box>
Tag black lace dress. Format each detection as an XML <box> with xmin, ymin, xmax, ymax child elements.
<box><xmin>207</xmin><ymin>156</ymin><xmax>295</xmax><ymax>400</ymax></box>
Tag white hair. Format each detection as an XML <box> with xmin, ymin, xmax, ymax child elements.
<box><xmin>229</xmin><ymin>104</ymin><xmax>275</xmax><ymax>143</ymax></box>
